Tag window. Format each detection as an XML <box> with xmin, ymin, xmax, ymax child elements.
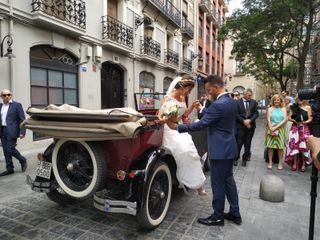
<box><xmin>222</xmin><ymin>44</ymin><xmax>224</xmax><ymax>57</ymax></box>
<box><xmin>212</xmin><ymin>33</ymin><xmax>216</xmax><ymax>50</ymax></box>
<box><xmin>199</xmin><ymin>17</ymin><xmax>203</xmax><ymax>38</ymax></box>
<box><xmin>221</xmin><ymin>64</ymin><xmax>224</xmax><ymax>77</ymax></box>
<box><xmin>182</xmin><ymin>0</ymin><xmax>188</xmax><ymax>14</ymax></box>
<box><xmin>217</xmin><ymin>60</ymin><xmax>220</xmax><ymax>76</ymax></box>
<box><xmin>236</xmin><ymin>60</ymin><xmax>244</xmax><ymax>74</ymax></box>
<box><xmin>163</xmin><ymin>77</ymin><xmax>173</xmax><ymax>93</ymax></box>
<box><xmin>206</xmin><ymin>26</ymin><xmax>210</xmax><ymax>44</ymax></box>
<box><xmin>211</xmin><ymin>57</ymin><xmax>215</xmax><ymax>74</ymax></box>
<box><xmin>198</xmin><ymin>47</ymin><xmax>203</xmax><ymax>69</ymax></box>
<box><xmin>31</xmin><ymin>69</ymin><xmax>78</xmax><ymax>107</ymax></box>
<box><xmin>139</xmin><ymin>71</ymin><xmax>155</xmax><ymax>93</ymax></box>
<box><xmin>206</xmin><ymin>53</ymin><xmax>210</xmax><ymax>73</ymax></box>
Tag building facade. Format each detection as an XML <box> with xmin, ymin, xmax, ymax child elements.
<box><xmin>196</xmin><ymin>0</ymin><xmax>227</xmax><ymax>96</ymax></box>
<box><xmin>223</xmin><ymin>38</ymin><xmax>266</xmax><ymax>101</ymax></box>
<box><xmin>0</xmin><ymin>0</ymin><xmax>226</xmax><ymax>153</ymax></box>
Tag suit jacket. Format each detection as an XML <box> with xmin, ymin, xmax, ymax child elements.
<box><xmin>178</xmin><ymin>93</ymin><xmax>237</xmax><ymax>160</ymax></box>
<box><xmin>236</xmin><ymin>98</ymin><xmax>259</xmax><ymax>130</ymax></box>
<box><xmin>0</xmin><ymin>101</ymin><xmax>26</xmax><ymax>139</ymax></box>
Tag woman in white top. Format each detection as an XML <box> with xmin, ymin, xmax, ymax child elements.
<box><xmin>158</xmin><ymin>75</ymin><xmax>206</xmax><ymax>195</ymax></box>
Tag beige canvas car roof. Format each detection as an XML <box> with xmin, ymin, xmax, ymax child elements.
<box><xmin>21</xmin><ymin>104</ymin><xmax>147</xmax><ymax>141</ymax></box>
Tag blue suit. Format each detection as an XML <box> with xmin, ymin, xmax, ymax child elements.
<box><xmin>178</xmin><ymin>93</ymin><xmax>240</xmax><ymax>219</ymax></box>
<box><xmin>0</xmin><ymin>101</ymin><xmax>26</xmax><ymax>171</ymax></box>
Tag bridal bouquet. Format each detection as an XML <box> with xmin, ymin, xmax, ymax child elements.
<box><xmin>160</xmin><ymin>100</ymin><xmax>179</xmax><ymax>121</ymax></box>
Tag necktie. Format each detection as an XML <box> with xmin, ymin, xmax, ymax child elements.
<box><xmin>245</xmin><ymin>101</ymin><xmax>250</xmax><ymax>117</ymax></box>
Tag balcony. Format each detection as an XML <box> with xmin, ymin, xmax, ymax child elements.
<box><xmin>207</xmin><ymin>10</ymin><xmax>219</xmax><ymax>27</ymax></box>
<box><xmin>180</xmin><ymin>58</ymin><xmax>192</xmax><ymax>74</ymax></box>
<box><xmin>31</xmin><ymin>0</ymin><xmax>86</xmax><ymax>36</ymax></box>
<box><xmin>147</xmin><ymin>0</ymin><xmax>181</xmax><ymax>28</ymax></box>
<box><xmin>199</xmin><ymin>0</ymin><xmax>211</xmax><ymax>13</ymax></box>
<box><xmin>101</xmin><ymin>15</ymin><xmax>133</xmax><ymax>53</ymax></box>
<box><xmin>164</xmin><ymin>49</ymin><xmax>179</xmax><ymax>70</ymax></box>
<box><xmin>181</xmin><ymin>18</ymin><xmax>194</xmax><ymax>40</ymax></box>
<box><xmin>140</xmin><ymin>37</ymin><xmax>161</xmax><ymax>63</ymax></box>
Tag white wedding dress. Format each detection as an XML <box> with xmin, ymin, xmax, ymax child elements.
<box><xmin>162</xmin><ymin>97</ymin><xmax>206</xmax><ymax>190</ymax></box>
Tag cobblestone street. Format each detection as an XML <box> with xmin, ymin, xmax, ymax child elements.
<box><xmin>0</xmin><ymin>116</ymin><xmax>320</xmax><ymax>240</ymax></box>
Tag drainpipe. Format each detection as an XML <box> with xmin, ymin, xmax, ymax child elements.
<box><xmin>132</xmin><ymin>0</ymin><xmax>136</xmax><ymax>109</ymax></box>
<box><xmin>8</xmin><ymin>0</ymin><xmax>14</xmax><ymax>92</ymax></box>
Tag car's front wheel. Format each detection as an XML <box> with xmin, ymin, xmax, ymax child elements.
<box><xmin>137</xmin><ymin>161</ymin><xmax>172</xmax><ymax>229</ymax></box>
<box><xmin>51</xmin><ymin>140</ymin><xmax>106</xmax><ymax>199</ymax></box>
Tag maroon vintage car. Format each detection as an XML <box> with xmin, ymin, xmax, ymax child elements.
<box><xmin>25</xmin><ymin>93</ymin><xmax>208</xmax><ymax>229</ymax></box>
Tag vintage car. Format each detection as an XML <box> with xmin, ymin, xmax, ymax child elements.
<box><xmin>25</xmin><ymin>93</ymin><xmax>208</xmax><ymax>229</ymax></box>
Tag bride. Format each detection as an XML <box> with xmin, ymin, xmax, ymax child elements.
<box><xmin>158</xmin><ymin>75</ymin><xmax>206</xmax><ymax>195</ymax></box>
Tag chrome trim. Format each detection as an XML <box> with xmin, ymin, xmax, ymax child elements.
<box><xmin>93</xmin><ymin>193</ymin><xmax>137</xmax><ymax>215</ymax></box>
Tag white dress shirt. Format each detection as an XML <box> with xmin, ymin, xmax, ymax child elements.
<box><xmin>1</xmin><ymin>100</ymin><xmax>12</xmax><ymax>126</ymax></box>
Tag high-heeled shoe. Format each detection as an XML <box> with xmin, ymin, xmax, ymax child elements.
<box><xmin>301</xmin><ymin>166</ymin><xmax>306</xmax><ymax>172</ymax></box>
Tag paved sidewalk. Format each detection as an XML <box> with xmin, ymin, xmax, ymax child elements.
<box><xmin>0</xmin><ymin>116</ymin><xmax>319</xmax><ymax>239</ymax></box>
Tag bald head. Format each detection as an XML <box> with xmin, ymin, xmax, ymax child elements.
<box><xmin>1</xmin><ymin>89</ymin><xmax>12</xmax><ymax>104</ymax></box>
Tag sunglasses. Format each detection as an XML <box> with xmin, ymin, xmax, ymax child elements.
<box><xmin>234</xmin><ymin>94</ymin><xmax>239</xmax><ymax>96</ymax></box>
<box><xmin>2</xmin><ymin>94</ymin><xmax>11</xmax><ymax>97</ymax></box>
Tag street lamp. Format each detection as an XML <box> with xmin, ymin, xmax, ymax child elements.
<box><xmin>0</xmin><ymin>34</ymin><xmax>15</xmax><ymax>59</ymax></box>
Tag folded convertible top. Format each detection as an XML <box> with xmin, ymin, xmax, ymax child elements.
<box><xmin>21</xmin><ymin>104</ymin><xmax>147</xmax><ymax>141</ymax></box>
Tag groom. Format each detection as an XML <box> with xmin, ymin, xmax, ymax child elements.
<box><xmin>166</xmin><ymin>75</ymin><xmax>241</xmax><ymax>226</ymax></box>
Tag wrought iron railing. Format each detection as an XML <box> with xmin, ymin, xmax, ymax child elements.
<box><xmin>182</xmin><ymin>18</ymin><xmax>194</xmax><ymax>39</ymax></box>
<box><xmin>181</xmin><ymin>58</ymin><xmax>192</xmax><ymax>72</ymax></box>
<box><xmin>141</xmin><ymin>37</ymin><xmax>161</xmax><ymax>60</ymax></box>
<box><xmin>165</xmin><ymin>49</ymin><xmax>179</xmax><ymax>66</ymax></box>
<box><xmin>31</xmin><ymin>0</ymin><xmax>86</xmax><ymax>29</ymax></box>
<box><xmin>102</xmin><ymin>15</ymin><xmax>133</xmax><ymax>49</ymax></box>
<box><xmin>208</xmin><ymin>10</ymin><xmax>218</xmax><ymax>22</ymax></box>
<box><xmin>149</xmin><ymin>0</ymin><xmax>181</xmax><ymax>27</ymax></box>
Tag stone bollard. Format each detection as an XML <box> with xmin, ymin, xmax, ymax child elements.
<box><xmin>259</xmin><ymin>175</ymin><xmax>285</xmax><ymax>202</ymax></box>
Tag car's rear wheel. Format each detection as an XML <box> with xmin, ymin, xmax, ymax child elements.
<box><xmin>137</xmin><ymin>161</ymin><xmax>172</xmax><ymax>229</ymax></box>
<box><xmin>51</xmin><ymin>140</ymin><xmax>106</xmax><ymax>199</ymax></box>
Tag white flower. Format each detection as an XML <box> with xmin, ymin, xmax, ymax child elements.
<box><xmin>161</xmin><ymin>100</ymin><xmax>179</xmax><ymax>119</ymax></box>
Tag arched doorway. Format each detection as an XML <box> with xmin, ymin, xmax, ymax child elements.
<box><xmin>30</xmin><ymin>45</ymin><xmax>78</xmax><ymax>140</ymax></box>
<box><xmin>101</xmin><ymin>62</ymin><xmax>124</xmax><ymax>109</ymax></box>
<box><xmin>30</xmin><ymin>45</ymin><xmax>79</xmax><ymax>108</ymax></box>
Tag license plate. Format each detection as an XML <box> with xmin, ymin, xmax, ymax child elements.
<box><xmin>36</xmin><ymin>161</ymin><xmax>52</xmax><ymax>179</ymax></box>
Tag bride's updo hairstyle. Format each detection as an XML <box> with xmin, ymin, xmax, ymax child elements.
<box><xmin>174</xmin><ymin>74</ymin><xmax>195</xmax><ymax>90</ymax></box>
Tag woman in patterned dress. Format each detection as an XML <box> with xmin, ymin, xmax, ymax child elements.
<box><xmin>285</xmin><ymin>97</ymin><xmax>313</xmax><ymax>171</ymax></box>
<box><xmin>264</xmin><ymin>94</ymin><xmax>287</xmax><ymax>170</ymax></box>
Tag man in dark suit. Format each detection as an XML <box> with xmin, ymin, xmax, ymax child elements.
<box><xmin>198</xmin><ymin>93</ymin><xmax>211</xmax><ymax>119</ymax></box>
<box><xmin>167</xmin><ymin>75</ymin><xmax>241</xmax><ymax>226</ymax></box>
<box><xmin>0</xmin><ymin>89</ymin><xmax>27</xmax><ymax>176</ymax></box>
<box><xmin>235</xmin><ymin>88</ymin><xmax>259</xmax><ymax>167</ymax></box>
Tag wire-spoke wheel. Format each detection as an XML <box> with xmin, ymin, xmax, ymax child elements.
<box><xmin>52</xmin><ymin>140</ymin><xmax>106</xmax><ymax>199</ymax></box>
<box><xmin>137</xmin><ymin>161</ymin><xmax>172</xmax><ymax>229</ymax></box>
